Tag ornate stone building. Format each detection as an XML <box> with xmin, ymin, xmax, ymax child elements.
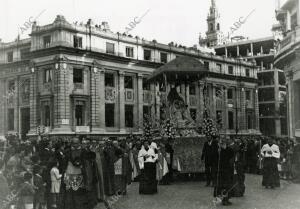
<box><xmin>0</xmin><ymin>15</ymin><xmax>260</xmax><ymax>139</ymax></box>
<box><xmin>274</xmin><ymin>0</ymin><xmax>300</xmax><ymax>138</ymax></box>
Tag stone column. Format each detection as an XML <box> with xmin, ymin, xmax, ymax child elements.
<box><xmin>119</xmin><ymin>71</ymin><xmax>125</xmax><ymax>133</ymax></box>
<box><xmin>237</xmin><ymin>46</ymin><xmax>240</xmax><ymax>57</ymax></box>
<box><xmin>240</xmin><ymin>88</ymin><xmax>246</xmax><ymax>131</ymax></box>
<box><xmin>150</xmin><ymin>83</ymin><xmax>156</xmax><ymax>120</ymax></box>
<box><xmin>225</xmin><ymin>47</ymin><xmax>228</xmax><ymax>57</ymax></box>
<box><xmin>52</xmin><ymin>63</ymin><xmax>72</xmax><ymax>134</ymax></box>
<box><xmin>90</xmin><ymin>67</ymin><xmax>102</xmax><ymax>133</ymax></box>
<box><xmin>155</xmin><ymin>83</ymin><xmax>161</xmax><ymax>121</ymax></box>
<box><xmin>16</xmin><ymin>77</ymin><xmax>20</xmax><ymax>136</ymax></box>
<box><xmin>199</xmin><ymin>82</ymin><xmax>205</xmax><ymax>123</ymax></box>
<box><xmin>137</xmin><ymin>73</ymin><xmax>144</xmax><ymax>132</ymax></box>
<box><xmin>250</xmin><ymin>43</ymin><xmax>253</xmax><ymax>55</ymax></box>
<box><xmin>28</xmin><ymin>70</ymin><xmax>38</xmax><ymax>135</ymax></box>
<box><xmin>98</xmin><ymin>69</ymin><xmax>105</xmax><ymax>131</ymax></box>
<box><xmin>180</xmin><ymin>84</ymin><xmax>186</xmax><ymax>102</ymax></box>
<box><xmin>274</xmin><ymin>68</ymin><xmax>281</xmax><ymax>136</ymax></box>
<box><xmin>254</xmin><ymin>88</ymin><xmax>260</xmax><ymax>131</ymax></box>
<box><xmin>196</xmin><ymin>82</ymin><xmax>201</xmax><ymax>123</ymax></box>
<box><xmin>223</xmin><ymin>87</ymin><xmax>228</xmax><ymax>132</ymax></box>
<box><xmin>211</xmin><ymin>84</ymin><xmax>216</xmax><ymax>119</ymax></box>
<box><xmin>235</xmin><ymin>87</ymin><xmax>240</xmax><ymax>133</ymax></box>
<box><xmin>186</xmin><ymin>84</ymin><xmax>190</xmax><ymax>107</ymax></box>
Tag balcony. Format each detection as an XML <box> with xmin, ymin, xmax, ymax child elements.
<box><xmin>275</xmin><ymin>27</ymin><xmax>300</xmax><ymax>67</ymax></box>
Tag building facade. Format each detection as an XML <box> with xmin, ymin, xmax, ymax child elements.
<box><xmin>274</xmin><ymin>0</ymin><xmax>300</xmax><ymax>138</ymax></box>
<box><xmin>0</xmin><ymin>15</ymin><xmax>260</xmax><ymax>139</ymax></box>
<box><xmin>215</xmin><ymin>37</ymin><xmax>288</xmax><ymax>137</ymax></box>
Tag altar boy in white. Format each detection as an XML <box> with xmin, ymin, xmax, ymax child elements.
<box><xmin>261</xmin><ymin>138</ymin><xmax>280</xmax><ymax>188</ymax></box>
<box><xmin>138</xmin><ymin>140</ymin><xmax>158</xmax><ymax>194</ymax></box>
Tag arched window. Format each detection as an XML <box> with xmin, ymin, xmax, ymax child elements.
<box><xmin>210</xmin><ymin>23</ymin><xmax>214</xmax><ymax>31</ymax></box>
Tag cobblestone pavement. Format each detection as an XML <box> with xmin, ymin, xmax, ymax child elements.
<box><xmin>99</xmin><ymin>174</ymin><xmax>300</xmax><ymax>209</ymax></box>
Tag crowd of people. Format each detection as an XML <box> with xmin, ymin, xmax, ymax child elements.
<box><xmin>0</xmin><ymin>134</ymin><xmax>300</xmax><ymax>208</ymax></box>
<box><xmin>0</xmin><ymin>136</ymin><xmax>175</xmax><ymax>209</ymax></box>
<box><xmin>201</xmin><ymin>135</ymin><xmax>300</xmax><ymax>206</ymax></box>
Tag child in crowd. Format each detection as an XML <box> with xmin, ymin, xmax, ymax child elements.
<box><xmin>50</xmin><ymin>161</ymin><xmax>62</xmax><ymax>209</ymax></box>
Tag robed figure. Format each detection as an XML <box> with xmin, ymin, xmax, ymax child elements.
<box><xmin>201</xmin><ymin>136</ymin><xmax>219</xmax><ymax>187</ymax></box>
<box><xmin>261</xmin><ymin>138</ymin><xmax>280</xmax><ymax>188</ymax></box>
<box><xmin>213</xmin><ymin>139</ymin><xmax>234</xmax><ymax>206</ymax></box>
<box><xmin>138</xmin><ymin>140</ymin><xmax>158</xmax><ymax>194</ymax></box>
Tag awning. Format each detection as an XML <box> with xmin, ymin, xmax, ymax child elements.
<box><xmin>148</xmin><ymin>56</ymin><xmax>209</xmax><ymax>84</ymax></box>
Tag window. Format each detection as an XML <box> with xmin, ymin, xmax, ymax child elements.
<box><xmin>189</xmin><ymin>83</ymin><xmax>196</xmax><ymax>95</ymax></box>
<box><xmin>247</xmin><ymin>112</ymin><xmax>253</xmax><ymax>129</ymax></box>
<box><xmin>43</xmin><ymin>35</ymin><xmax>51</xmax><ymax>48</ymax></box>
<box><xmin>73</xmin><ymin>35</ymin><xmax>82</xmax><ymax>48</ymax></box>
<box><xmin>8</xmin><ymin>109</ymin><xmax>14</xmax><ymax>131</ymax></box>
<box><xmin>105</xmin><ymin>103</ymin><xmax>115</xmax><ymax>127</ymax></box>
<box><xmin>42</xmin><ymin>103</ymin><xmax>51</xmax><ymax>126</ymax></box>
<box><xmin>20</xmin><ymin>48</ymin><xmax>30</xmax><ymax>60</ymax></box>
<box><xmin>227</xmin><ymin>88</ymin><xmax>233</xmax><ymax>99</ymax></box>
<box><xmin>160</xmin><ymin>52</ymin><xmax>168</xmax><ymax>63</ymax></box>
<box><xmin>216</xmin><ymin>64</ymin><xmax>222</xmax><ymax>73</ymax></box>
<box><xmin>245</xmin><ymin>69</ymin><xmax>250</xmax><ymax>77</ymax></box>
<box><xmin>228</xmin><ymin>111</ymin><xmax>234</xmax><ymax>130</ymax></box>
<box><xmin>106</xmin><ymin>42</ymin><xmax>115</xmax><ymax>54</ymax></box>
<box><xmin>7</xmin><ymin>51</ymin><xmax>13</xmax><ymax>63</ymax></box>
<box><xmin>44</xmin><ymin>69</ymin><xmax>53</xmax><ymax>83</ymax></box>
<box><xmin>75</xmin><ymin>103</ymin><xmax>85</xmax><ymax>126</ymax></box>
<box><xmin>204</xmin><ymin>61</ymin><xmax>209</xmax><ymax>69</ymax></box>
<box><xmin>124</xmin><ymin>76</ymin><xmax>133</xmax><ymax>89</ymax></box>
<box><xmin>105</xmin><ymin>73</ymin><xmax>115</xmax><ymax>87</ymax></box>
<box><xmin>126</xmin><ymin>47</ymin><xmax>134</xmax><ymax>58</ymax></box>
<box><xmin>125</xmin><ymin>105</ymin><xmax>134</xmax><ymax>128</ymax></box>
<box><xmin>190</xmin><ymin>109</ymin><xmax>197</xmax><ymax>121</ymax></box>
<box><xmin>73</xmin><ymin>68</ymin><xmax>83</xmax><ymax>83</ymax></box>
<box><xmin>246</xmin><ymin>90</ymin><xmax>251</xmax><ymax>100</ymax></box>
<box><xmin>143</xmin><ymin>78</ymin><xmax>150</xmax><ymax>90</ymax></box>
<box><xmin>228</xmin><ymin>66</ymin><xmax>234</xmax><ymax>74</ymax></box>
<box><xmin>210</xmin><ymin>23</ymin><xmax>214</xmax><ymax>31</ymax></box>
<box><xmin>144</xmin><ymin>49</ymin><xmax>151</xmax><ymax>61</ymax></box>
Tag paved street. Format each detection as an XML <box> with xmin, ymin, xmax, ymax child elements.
<box><xmin>102</xmin><ymin>174</ymin><xmax>300</xmax><ymax>209</ymax></box>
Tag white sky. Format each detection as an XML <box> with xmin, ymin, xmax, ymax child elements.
<box><xmin>0</xmin><ymin>0</ymin><xmax>278</xmax><ymax>46</ymax></box>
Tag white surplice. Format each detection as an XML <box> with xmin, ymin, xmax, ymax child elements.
<box><xmin>261</xmin><ymin>144</ymin><xmax>280</xmax><ymax>159</ymax></box>
<box><xmin>138</xmin><ymin>146</ymin><xmax>158</xmax><ymax>169</ymax></box>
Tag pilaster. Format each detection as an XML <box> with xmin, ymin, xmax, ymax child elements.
<box><xmin>119</xmin><ymin>71</ymin><xmax>125</xmax><ymax>133</ymax></box>
<box><xmin>137</xmin><ymin>73</ymin><xmax>144</xmax><ymax>131</ymax></box>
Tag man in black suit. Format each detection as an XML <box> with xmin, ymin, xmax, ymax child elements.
<box><xmin>201</xmin><ymin>136</ymin><xmax>219</xmax><ymax>187</ymax></box>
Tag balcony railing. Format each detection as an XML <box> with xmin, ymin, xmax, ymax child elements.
<box><xmin>276</xmin><ymin>27</ymin><xmax>299</xmax><ymax>56</ymax></box>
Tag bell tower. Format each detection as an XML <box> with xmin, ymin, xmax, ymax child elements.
<box><xmin>199</xmin><ymin>0</ymin><xmax>223</xmax><ymax>47</ymax></box>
